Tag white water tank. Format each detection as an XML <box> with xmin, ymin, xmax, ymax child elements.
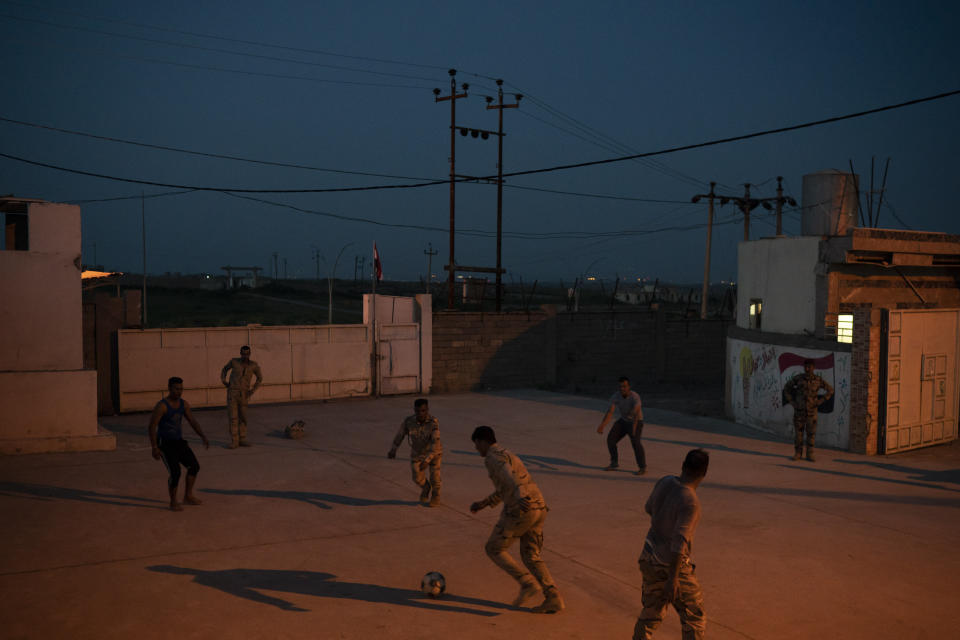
<box><xmin>801</xmin><ymin>170</ymin><xmax>859</xmax><ymax>236</ymax></box>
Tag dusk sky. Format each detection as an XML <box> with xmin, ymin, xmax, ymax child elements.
<box><xmin>3</xmin><ymin>0</ymin><xmax>959</xmax><ymax>284</ymax></box>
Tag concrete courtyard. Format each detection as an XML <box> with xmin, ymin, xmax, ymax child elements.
<box><xmin>1</xmin><ymin>389</ymin><xmax>958</xmax><ymax>639</ymax></box>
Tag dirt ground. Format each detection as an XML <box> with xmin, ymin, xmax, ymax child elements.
<box><xmin>1</xmin><ymin>389</ymin><xmax>958</xmax><ymax>639</ymax></box>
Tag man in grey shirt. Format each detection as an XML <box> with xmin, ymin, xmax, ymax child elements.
<box><xmin>634</xmin><ymin>449</ymin><xmax>709</xmax><ymax>640</ymax></box>
<box><xmin>596</xmin><ymin>376</ymin><xmax>646</xmax><ymax>474</ymax></box>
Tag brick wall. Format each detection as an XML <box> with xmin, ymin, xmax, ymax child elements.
<box><xmin>432</xmin><ymin>308</ymin><xmax>729</xmax><ymax>394</ymax></box>
<box><xmin>849</xmin><ymin>308</ymin><xmax>882</xmax><ymax>454</ymax></box>
<box><xmin>432</xmin><ymin>311</ymin><xmax>553</xmax><ymax>393</ymax></box>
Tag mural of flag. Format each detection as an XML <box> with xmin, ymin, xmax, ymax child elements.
<box><xmin>373</xmin><ymin>242</ymin><xmax>383</xmax><ymax>282</ymax></box>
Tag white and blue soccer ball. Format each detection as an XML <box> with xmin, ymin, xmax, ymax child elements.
<box><xmin>420</xmin><ymin>571</ymin><xmax>446</xmax><ymax>598</ymax></box>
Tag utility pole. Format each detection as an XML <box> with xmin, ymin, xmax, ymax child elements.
<box><xmin>692</xmin><ymin>182</ymin><xmax>719</xmax><ymax>320</ymax></box>
<box><xmin>433</xmin><ymin>69</ymin><xmax>469</xmax><ymax>309</ymax></box>
<box><xmin>283</xmin><ymin>257</ymin><xmax>287</xmax><ymax>279</ymax></box>
<box><xmin>423</xmin><ymin>242</ymin><xmax>438</xmax><ymax>293</ymax></box>
<box><xmin>141</xmin><ymin>191</ymin><xmax>147</xmax><ymax>327</ymax></box>
<box><xmin>773</xmin><ymin>176</ymin><xmax>797</xmax><ymax>236</ymax></box>
<box><xmin>272</xmin><ymin>252</ymin><xmax>279</xmax><ymax>280</ymax></box>
<box><xmin>741</xmin><ymin>183</ymin><xmax>754</xmax><ymax>241</ymax></box>
<box><xmin>313</xmin><ymin>248</ymin><xmax>321</xmax><ymax>281</ymax></box>
<box><xmin>485</xmin><ymin>79</ymin><xmax>522</xmax><ymax>312</ymax></box>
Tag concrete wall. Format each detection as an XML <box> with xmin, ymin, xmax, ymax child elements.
<box><xmin>849</xmin><ymin>308</ymin><xmax>882</xmax><ymax>454</ymax></box>
<box><xmin>0</xmin><ymin>202</ymin><xmax>83</xmax><ymax>371</ymax></box>
<box><xmin>118</xmin><ymin>325</ymin><xmax>372</xmax><ymax>412</ymax></box>
<box><xmin>726</xmin><ymin>333</ymin><xmax>851</xmax><ymax>450</ymax></box>
<box><xmin>737</xmin><ymin>236</ymin><xmax>820</xmax><ymax>334</ymax></box>
<box><xmin>0</xmin><ymin>201</ymin><xmax>113</xmax><ymax>454</ymax></box>
<box><xmin>431</xmin><ymin>309</ymin><xmax>729</xmax><ymax>394</ymax></box>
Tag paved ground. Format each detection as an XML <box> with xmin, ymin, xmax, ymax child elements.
<box><xmin>2</xmin><ymin>390</ymin><xmax>959</xmax><ymax>639</ymax></box>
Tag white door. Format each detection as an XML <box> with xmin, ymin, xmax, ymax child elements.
<box><xmin>377</xmin><ymin>322</ymin><xmax>421</xmax><ymax>395</ymax></box>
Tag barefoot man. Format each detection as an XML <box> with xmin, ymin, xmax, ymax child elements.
<box><xmin>148</xmin><ymin>376</ymin><xmax>210</xmax><ymax>511</ymax></box>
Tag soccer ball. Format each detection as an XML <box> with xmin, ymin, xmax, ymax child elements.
<box><xmin>420</xmin><ymin>571</ymin><xmax>446</xmax><ymax>598</ymax></box>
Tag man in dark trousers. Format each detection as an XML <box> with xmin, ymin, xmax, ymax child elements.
<box><xmin>782</xmin><ymin>359</ymin><xmax>834</xmax><ymax>462</ymax></box>
<box><xmin>634</xmin><ymin>449</ymin><xmax>709</xmax><ymax>640</ymax></box>
<box><xmin>148</xmin><ymin>376</ymin><xmax>210</xmax><ymax>512</ymax></box>
<box><xmin>469</xmin><ymin>426</ymin><xmax>565</xmax><ymax>614</ymax></box>
<box><xmin>597</xmin><ymin>376</ymin><xmax>646</xmax><ymax>475</ymax></box>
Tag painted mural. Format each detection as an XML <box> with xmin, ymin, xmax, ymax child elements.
<box><xmin>728</xmin><ymin>338</ymin><xmax>851</xmax><ymax>449</ymax></box>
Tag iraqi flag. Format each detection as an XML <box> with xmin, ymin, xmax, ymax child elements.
<box><xmin>373</xmin><ymin>242</ymin><xmax>383</xmax><ymax>282</ymax></box>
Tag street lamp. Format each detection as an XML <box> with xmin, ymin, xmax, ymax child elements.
<box><xmin>325</xmin><ymin>242</ymin><xmax>355</xmax><ymax>324</ymax></box>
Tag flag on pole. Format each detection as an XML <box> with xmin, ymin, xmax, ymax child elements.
<box><xmin>373</xmin><ymin>242</ymin><xmax>383</xmax><ymax>282</ymax></box>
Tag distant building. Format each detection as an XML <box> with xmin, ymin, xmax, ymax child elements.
<box><xmin>728</xmin><ymin>171</ymin><xmax>960</xmax><ymax>454</ymax></box>
<box><xmin>0</xmin><ymin>198</ymin><xmax>115</xmax><ymax>453</ymax></box>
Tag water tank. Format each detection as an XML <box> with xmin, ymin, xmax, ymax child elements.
<box><xmin>801</xmin><ymin>170</ymin><xmax>859</xmax><ymax>236</ymax></box>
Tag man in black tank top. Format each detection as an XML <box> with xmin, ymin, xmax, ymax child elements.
<box><xmin>148</xmin><ymin>376</ymin><xmax>210</xmax><ymax>512</ymax></box>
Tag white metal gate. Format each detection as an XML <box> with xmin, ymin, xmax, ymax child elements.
<box><xmin>882</xmin><ymin>309</ymin><xmax>960</xmax><ymax>453</ymax></box>
<box><xmin>377</xmin><ymin>322</ymin><xmax>421</xmax><ymax>395</ymax></box>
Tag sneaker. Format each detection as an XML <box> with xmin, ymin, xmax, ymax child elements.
<box><xmin>531</xmin><ymin>590</ymin><xmax>565</xmax><ymax>614</ymax></box>
<box><xmin>512</xmin><ymin>581</ymin><xmax>541</xmax><ymax>607</ymax></box>
<box><xmin>239</xmin><ymin>440</ymin><xmax>252</xmax><ymax>447</ymax></box>
<box><xmin>806</xmin><ymin>451</ymin><xmax>816</xmax><ymax>462</ymax></box>
<box><xmin>633</xmin><ymin>468</ymin><xmax>646</xmax><ymax>476</ymax></box>
<box><xmin>603</xmin><ymin>464</ymin><xmax>619</xmax><ymax>471</ymax></box>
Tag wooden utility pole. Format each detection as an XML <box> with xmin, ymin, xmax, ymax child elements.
<box><xmin>485</xmin><ymin>79</ymin><xmax>521</xmax><ymax>312</ymax></box>
<box><xmin>692</xmin><ymin>182</ymin><xmax>719</xmax><ymax>320</ymax></box>
<box><xmin>423</xmin><ymin>242</ymin><xmax>438</xmax><ymax>293</ymax></box>
<box><xmin>433</xmin><ymin>70</ymin><xmax>469</xmax><ymax>309</ymax></box>
<box><xmin>773</xmin><ymin>176</ymin><xmax>797</xmax><ymax>236</ymax></box>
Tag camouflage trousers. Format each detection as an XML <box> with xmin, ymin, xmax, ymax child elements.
<box><xmin>226</xmin><ymin>389</ymin><xmax>249</xmax><ymax>444</ymax></box>
<box><xmin>485</xmin><ymin>507</ymin><xmax>558</xmax><ymax>594</ymax></box>
<box><xmin>793</xmin><ymin>413</ymin><xmax>817</xmax><ymax>451</ymax></box>
<box><xmin>410</xmin><ymin>455</ymin><xmax>442</xmax><ymax>498</ymax></box>
<box><xmin>634</xmin><ymin>549</ymin><xmax>706</xmax><ymax>640</ymax></box>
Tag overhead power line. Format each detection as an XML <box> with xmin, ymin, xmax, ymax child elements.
<box><xmin>0</xmin><ymin>0</ymin><xmax>452</xmax><ymax>72</ymax></box>
<box><xmin>0</xmin><ymin>12</ymin><xmax>447</xmax><ymax>84</ymax></box>
<box><xmin>3</xmin><ymin>88</ymin><xmax>958</xmax><ymax>193</ymax></box>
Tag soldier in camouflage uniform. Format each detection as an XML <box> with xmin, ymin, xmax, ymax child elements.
<box><xmin>219</xmin><ymin>346</ymin><xmax>263</xmax><ymax>449</ymax></box>
<box><xmin>470</xmin><ymin>425</ymin><xmax>565</xmax><ymax>614</ymax></box>
<box><xmin>782</xmin><ymin>359</ymin><xmax>834</xmax><ymax>462</ymax></box>
<box><xmin>388</xmin><ymin>398</ymin><xmax>442</xmax><ymax>506</ymax></box>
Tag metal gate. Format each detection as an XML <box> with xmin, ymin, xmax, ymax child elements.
<box><xmin>881</xmin><ymin>309</ymin><xmax>960</xmax><ymax>453</ymax></box>
<box><xmin>377</xmin><ymin>322</ymin><xmax>421</xmax><ymax>395</ymax></box>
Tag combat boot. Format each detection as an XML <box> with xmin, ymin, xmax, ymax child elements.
<box><xmin>429</xmin><ymin>493</ymin><xmax>441</xmax><ymax>507</ymax></box>
<box><xmin>419</xmin><ymin>483</ymin><xmax>431</xmax><ymax>504</ymax></box>
<box><xmin>792</xmin><ymin>448</ymin><xmax>802</xmax><ymax>461</ymax></box>
<box><xmin>531</xmin><ymin>588</ymin><xmax>565</xmax><ymax>614</ymax></box>
<box><xmin>806</xmin><ymin>449</ymin><xmax>816</xmax><ymax>462</ymax></box>
<box><xmin>512</xmin><ymin>579</ymin><xmax>540</xmax><ymax>607</ymax></box>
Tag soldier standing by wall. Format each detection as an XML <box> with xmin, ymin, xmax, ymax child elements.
<box><xmin>388</xmin><ymin>398</ymin><xmax>442</xmax><ymax>506</ymax></box>
<box><xmin>220</xmin><ymin>345</ymin><xmax>263</xmax><ymax>449</ymax></box>
<box><xmin>782</xmin><ymin>358</ymin><xmax>834</xmax><ymax>462</ymax></box>
<box><xmin>469</xmin><ymin>425</ymin><xmax>565</xmax><ymax>614</ymax></box>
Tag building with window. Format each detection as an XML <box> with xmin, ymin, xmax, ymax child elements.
<box><xmin>0</xmin><ymin>198</ymin><xmax>115</xmax><ymax>454</ymax></box>
<box><xmin>726</xmin><ymin>171</ymin><xmax>960</xmax><ymax>454</ymax></box>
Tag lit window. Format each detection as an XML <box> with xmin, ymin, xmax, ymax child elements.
<box><xmin>837</xmin><ymin>314</ymin><xmax>853</xmax><ymax>343</ymax></box>
<box><xmin>749</xmin><ymin>299</ymin><xmax>762</xmax><ymax>329</ymax></box>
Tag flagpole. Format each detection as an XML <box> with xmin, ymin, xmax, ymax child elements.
<box><xmin>372</xmin><ymin>242</ymin><xmax>378</xmax><ymax>398</ymax></box>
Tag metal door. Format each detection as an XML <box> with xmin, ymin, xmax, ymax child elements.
<box><xmin>881</xmin><ymin>309</ymin><xmax>960</xmax><ymax>453</ymax></box>
<box><xmin>377</xmin><ymin>322</ymin><xmax>421</xmax><ymax>395</ymax></box>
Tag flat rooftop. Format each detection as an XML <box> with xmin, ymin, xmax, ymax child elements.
<box><xmin>1</xmin><ymin>390</ymin><xmax>958</xmax><ymax>639</ymax></box>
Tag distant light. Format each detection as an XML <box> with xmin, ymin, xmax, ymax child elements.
<box><xmin>586</xmin><ymin>276</ymin><xmax>596</xmax><ymax>281</ymax></box>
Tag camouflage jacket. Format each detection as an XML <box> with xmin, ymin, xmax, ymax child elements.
<box><xmin>783</xmin><ymin>373</ymin><xmax>834</xmax><ymax>415</ymax></box>
<box><xmin>392</xmin><ymin>414</ymin><xmax>442</xmax><ymax>462</ymax></box>
<box><xmin>479</xmin><ymin>444</ymin><xmax>547</xmax><ymax>515</ymax></box>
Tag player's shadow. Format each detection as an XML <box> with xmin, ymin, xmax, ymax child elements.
<box><xmin>834</xmin><ymin>459</ymin><xmax>960</xmax><ymax>485</ymax></box>
<box><xmin>644</xmin><ymin>436</ymin><xmax>788</xmax><ymax>460</ymax></box>
<box><xmin>0</xmin><ymin>481</ymin><xmax>165</xmax><ymax>509</ymax></box>
<box><xmin>516</xmin><ymin>453</ymin><xmax>597</xmax><ymax>471</ymax></box>
<box><xmin>146</xmin><ymin>565</ymin><xmax>510</xmax><ymax>615</ymax></box>
<box><xmin>200</xmin><ymin>487</ymin><xmax>419</xmax><ymax>509</ymax></box>
<box><xmin>776</xmin><ymin>463</ymin><xmax>960</xmax><ymax>493</ymax></box>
